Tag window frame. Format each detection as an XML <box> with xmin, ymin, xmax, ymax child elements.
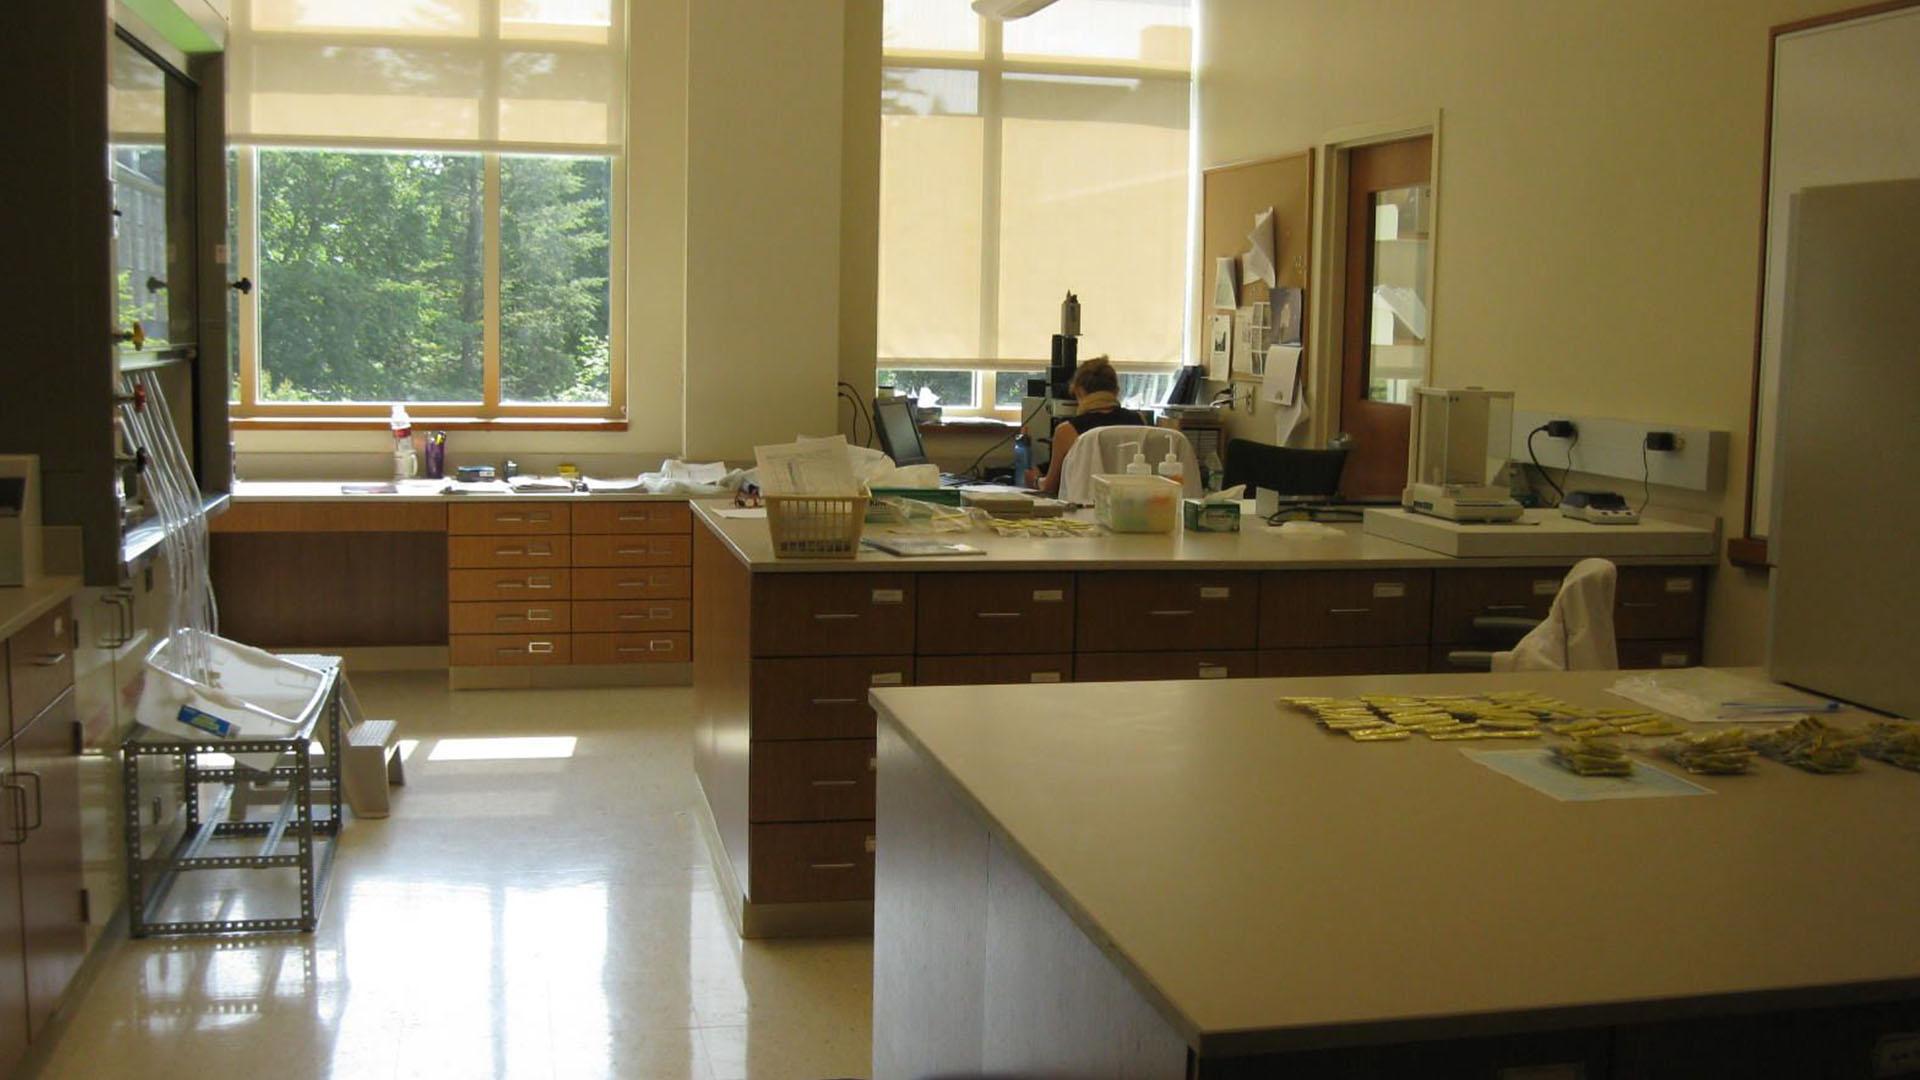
<box><xmin>880</xmin><ymin>10</ymin><xmax>1191</xmax><ymax>420</ymax></box>
<box><xmin>228</xmin><ymin>145</ymin><xmax>626</xmax><ymax>424</ymax></box>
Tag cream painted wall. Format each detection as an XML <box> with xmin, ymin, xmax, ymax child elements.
<box><xmin>1199</xmin><ymin>0</ymin><xmax>1844</xmax><ymax>665</ymax></box>
<box><xmin>840</xmin><ymin>1</ymin><xmax>883</xmax><ymax>443</ymax></box>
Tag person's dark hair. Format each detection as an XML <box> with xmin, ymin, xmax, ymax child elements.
<box><xmin>1069</xmin><ymin>355</ymin><xmax>1120</xmax><ymax>396</ymax></box>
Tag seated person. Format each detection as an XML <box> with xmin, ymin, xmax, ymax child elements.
<box><xmin>1025</xmin><ymin>356</ymin><xmax>1148</xmax><ymax>496</ymax></box>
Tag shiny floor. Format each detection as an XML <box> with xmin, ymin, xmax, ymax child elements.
<box><xmin>31</xmin><ymin>674</ymin><xmax>873</xmax><ymax>1079</ymax></box>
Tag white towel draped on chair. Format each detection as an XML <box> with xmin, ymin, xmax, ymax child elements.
<box><xmin>1492</xmin><ymin>558</ymin><xmax>1620</xmax><ymax>672</ymax></box>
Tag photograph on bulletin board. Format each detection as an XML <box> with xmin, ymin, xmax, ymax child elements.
<box><xmin>1213</xmin><ymin>257</ymin><xmax>1239</xmax><ymax>310</ymax></box>
<box><xmin>1207</xmin><ymin>312</ymin><xmax>1234</xmax><ymax>378</ymax></box>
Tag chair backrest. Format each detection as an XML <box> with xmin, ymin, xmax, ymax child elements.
<box><xmin>1223</xmin><ymin>439</ymin><xmax>1348</xmax><ymax>500</ymax></box>
<box><xmin>1492</xmin><ymin>558</ymin><xmax>1620</xmax><ymax>672</ymax></box>
<box><xmin>1057</xmin><ymin>425</ymin><xmax>1202</xmax><ymax>504</ymax></box>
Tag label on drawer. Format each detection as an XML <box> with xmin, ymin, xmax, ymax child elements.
<box><xmin>1532</xmin><ymin>579</ymin><xmax>1560</xmax><ymax>597</ymax></box>
<box><xmin>1199</xmin><ymin>586</ymin><xmax>1231</xmax><ymax>600</ymax></box>
<box><xmin>870</xmin><ymin>671</ymin><xmax>903</xmax><ymax>686</ymax></box>
<box><xmin>1029</xmin><ymin>671</ymin><xmax>1062</xmax><ymax>683</ymax></box>
<box><xmin>1372</xmin><ymin>581</ymin><xmax>1406</xmax><ymax>599</ymax></box>
<box><xmin>1032</xmin><ymin>589</ymin><xmax>1064</xmax><ymax>602</ymax></box>
<box><xmin>864</xmin><ymin>835</ymin><xmax>877</xmax><ymax>854</ymax></box>
<box><xmin>1198</xmin><ymin>665</ymin><xmax>1228</xmax><ymax>679</ymax></box>
<box><xmin>1664</xmin><ymin>577</ymin><xmax>1695</xmax><ymax>593</ymax></box>
<box><xmin>1660</xmin><ymin>652</ymin><xmax>1691</xmax><ymax>668</ymax></box>
<box><xmin>871</xmin><ymin>588</ymin><xmax>904</xmax><ymax>605</ymax></box>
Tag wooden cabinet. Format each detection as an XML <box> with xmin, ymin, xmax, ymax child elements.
<box><xmin>1615</xmin><ymin>568</ymin><xmax>1705</xmax><ymax>641</ymax></box>
<box><xmin>1259</xmin><ymin>646</ymin><xmax>1427</xmax><ymax>677</ymax></box>
<box><xmin>1075</xmin><ymin>651</ymin><xmax>1258</xmax><ymax>683</ymax></box>
<box><xmin>1260</xmin><ymin>570</ymin><xmax>1430</xmax><ymax>648</ymax></box>
<box><xmin>915</xmin><ymin>654</ymin><xmax>1072</xmax><ymax>686</ymax></box>
<box><xmin>1432</xmin><ymin>568</ymin><xmax>1565</xmax><ymax>644</ymax></box>
<box><xmin>572</xmin><ymin>632</ymin><xmax>689</xmax><ymax>665</ymax></box>
<box><xmin>915</xmin><ymin>573</ymin><xmax>1073</xmax><ymax>655</ymax></box>
<box><xmin>574</xmin><ymin>568</ymin><xmax>691</xmax><ymax>600</ymax></box>
<box><xmin>748</xmin><ymin>822</ymin><xmax>875</xmax><ymax>904</ymax></box>
<box><xmin>573</xmin><ymin>501</ymin><xmax>691</xmax><ymax>534</ymax></box>
<box><xmin>749</xmin><ymin>740</ymin><xmax>877</xmax><ymax>823</ymax></box>
<box><xmin>1076</xmin><ymin>572</ymin><xmax>1259</xmax><ymax>652</ymax></box>
<box><xmin>448</xmin><ymin>502</ymin><xmax>569</xmax><ymax>536</ymax></box>
<box><xmin>6</xmin><ymin>606</ymin><xmax>73</xmax><ymax>735</ymax></box>
<box><xmin>447</xmin><ymin>601</ymin><xmax>570</xmax><ymax>635</ymax></box>
<box><xmin>572</xmin><ymin>534</ymin><xmax>693</xmax><ymax>568</ymax></box>
<box><xmin>1617</xmin><ymin>639</ymin><xmax>1701</xmax><ymax>670</ymax></box>
<box><xmin>448</xmin><ymin>569</ymin><xmax>570</xmax><ymax>603</ymax></box>
<box><xmin>751</xmin><ymin>574</ymin><xmax>916</xmax><ymax>657</ymax></box>
<box><xmin>0</xmin><ymin>759</ymin><xmax>25</xmax><ymax>1080</ymax></box>
<box><xmin>448</xmin><ymin>634</ymin><xmax>572</xmax><ymax>667</ymax></box>
<box><xmin>447</xmin><ymin>535</ymin><xmax>569</xmax><ymax>570</ymax></box>
<box><xmin>750</xmin><ymin>656</ymin><xmax>911</xmax><ymax>741</ymax></box>
<box><xmin>571</xmin><ymin>600</ymin><xmax>690</xmax><ymax>633</ymax></box>
<box><xmin>12</xmin><ymin>691</ymin><xmax>83</xmax><ymax>1035</ymax></box>
<box><xmin>1433</xmin><ymin>565</ymin><xmax>1708</xmax><ymax>670</ymax></box>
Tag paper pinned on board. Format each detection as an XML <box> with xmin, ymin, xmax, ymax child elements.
<box><xmin>1246</xmin><ymin>205</ymin><xmax>1279</xmax><ymax>288</ymax></box>
<box><xmin>1262</xmin><ymin>345</ymin><xmax>1302</xmax><ymax>406</ymax></box>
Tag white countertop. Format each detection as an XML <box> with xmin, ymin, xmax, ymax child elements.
<box><xmin>231</xmin><ymin>480</ymin><xmax>694</xmax><ymax>503</ymax></box>
<box><xmin>0</xmin><ymin>576</ymin><xmax>83</xmax><ymax>641</ymax></box>
<box><xmin>1365</xmin><ymin>506</ymin><xmax>1720</xmax><ymax>559</ymax></box>
<box><xmin>872</xmin><ymin>671</ymin><xmax>1920</xmax><ymax>1055</ymax></box>
<box><xmin>694</xmin><ymin>502</ymin><xmax>1718</xmax><ymax>573</ymax></box>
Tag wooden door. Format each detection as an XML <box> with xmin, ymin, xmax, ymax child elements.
<box><xmin>14</xmin><ymin>689</ymin><xmax>84</xmax><ymax>1035</ymax></box>
<box><xmin>1339</xmin><ymin>135</ymin><xmax>1433</xmax><ymax>498</ymax></box>
<box><xmin>0</xmin><ymin>741</ymin><xmax>29</xmax><ymax>1077</ymax></box>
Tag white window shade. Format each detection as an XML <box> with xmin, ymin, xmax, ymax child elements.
<box><xmin>228</xmin><ymin>0</ymin><xmax>625</xmax><ymax>152</ymax></box>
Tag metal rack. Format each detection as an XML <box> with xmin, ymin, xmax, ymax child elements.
<box><xmin>121</xmin><ymin>663</ymin><xmax>343</xmax><ymax>936</ymax></box>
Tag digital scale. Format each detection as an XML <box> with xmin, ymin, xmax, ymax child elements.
<box><xmin>1401</xmin><ymin>388</ymin><xmax>1525</xmax><ymax>523</ymax></box>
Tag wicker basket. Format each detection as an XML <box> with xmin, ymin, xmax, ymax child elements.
<box><xmin>766</xmin><ymin>494</ymin><xmax>870</xmax><ymax>558</ymax></box>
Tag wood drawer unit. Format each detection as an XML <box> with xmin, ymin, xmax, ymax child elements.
<box><xmin>573</xmin><ymin>501</ymin><xmax>691</xmax><ymax>534</ymax></box>
<box><xmin>448</xmin><ymin>601</ymin><xmax>570</xmax><ymax>635</ymax></box>
<box><xmin>1432</xmin><ymin>568</ymin><xmax>1566</xmax><ymax>644</ymax></box>
<box><xmin>914</xmin><ymin>573</ymin><xmax>1073</xmax><ymax>655</ymax></box>
<box><xmin>574</xmin><ymin>632</ymin><xmax>689</xmax><ymax>665</ymax></box>
<box><xmin>572</xmin><ymin>534</ymin><xmax>692</xmax><ymax>568</ymax></box>
<box><xmin>6</xmin><ymin>603</ymin><xmax>74</xmax><ymax>732</ymax></box>
<box><xmin>447</xmin><ymin>534</ymin><xmax>569</xmax><ymax>570</ymax></box>
<box><xmin>1075</xmin><ymin>571</ymin><xmax>1258</xmax><ymax>652</ymax></box>
<box><xmin>1618</xmin><ymin>639</ymin><xmax>1701</xmax><ymax>670</ymax></box>
<box><xmin>1260</xmin><ymin>570</ymin><xmax>1431</xmax><ymax>648</ymax></box>
<box><xmin>1258</xmin><ymin>646</ymin><xmax>1428</xmax><ymax>678</ymax></box>
<box><xmin>1615</xmin><ymin>568</ymin><xmax>1705</xmax><ymax>641</ymax></box>
<box><xmin>915</xmin><ymin>653</ymin><xmax>1073</xmax><ymax>686</ymax></box>
<box><xmin>749</xmin><ymin>822</ymin><xmax>874</xmax><ymax>903</ymax></box>
<box><xmin>450</xmin><ymin>633</ymin><xmax>572</xmax><ymax>666</ymax></box>
<box><xmin>1074</xmin><ymin>650</ymin><xmax>1258</xmax><ymax>683</ymax></box>
<box><xmin>448</xmin><ymin>502</ymin><xmax>570</xmax><ymax>536</ymax></box>
<box><xmin>574</xmin><ymin>567</ymin><xmax>691</xmax><ymax>600</ymax></box>
<box><xmin>449</xmin><ymin>568</ymin><xmax>570</xmax><ymax>602</ymax></box>
<box><xmin>571</xmin><ymin>599</ymin><xmax>690</xmax><ymax>633</ymax></box>
<box><xmin>750</xmin><ymin>656</ymin><xmax>911</xmax><ymax>741</ymax></box>
<box><xmin>751</xmin><ymin>574</ymin><xmax>915</xmax><ymax>657</ymax></box>
<box><xmin>749</xmin><ymin>739</ymin><xmax>877</xmax><ymax>823</ymax></box>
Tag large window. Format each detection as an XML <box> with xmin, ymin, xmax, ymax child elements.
<box><xmin>226</xmin><ymin>0</ymin><xmax>625</xmax><ymax>421</ymax></box>
<box><xmin>878</xmin><ymin>0</ymin><xmax>1192</xmax><ymax>418</ymax></box>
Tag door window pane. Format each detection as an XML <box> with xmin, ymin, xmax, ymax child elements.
<box><xmin>1365</xmin><ymin>184</ymin><xmax>1431</xmax><ymax>405</ymax></box>
<box><xmin>878</xmin><ymin>369</ymin><xmax>976</xmax><ymax>409</ymax></box>
<box><xmin>257</xmin><ymin>149</ymin><xmax>484</xmax><ymax>402</ymax></box>
<box><xmin>501</xmin><ymin>154</ymin><xmax>612</xmax><ymax>404</ymax></box>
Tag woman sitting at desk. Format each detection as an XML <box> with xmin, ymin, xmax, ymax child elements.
<box><xmin>1026</xmin><ymin>356</ymin><xmax>1147</xmax><ymax>496</ymax></box>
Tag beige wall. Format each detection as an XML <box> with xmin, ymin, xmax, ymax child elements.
<box><xmin>1199</xmin><ymin>0</ymin><xmax>1841</xmax><ymax>665</ymax></box>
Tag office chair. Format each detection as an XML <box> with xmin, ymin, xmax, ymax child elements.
<box><xmin>1056</xmin><ymin>426</ymin><xmax>1202</xmax><ymax>504</ymax></box>
<box><xmin>1222</xmin><ymin>439</ymin><xmax>1349</xmax><ymax>501</ymax></box>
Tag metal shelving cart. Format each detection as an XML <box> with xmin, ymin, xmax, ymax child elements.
<box><xmin>122</xmin><ymin>662</ymin><xmax>344</xmax><ymax>936</ymax></box>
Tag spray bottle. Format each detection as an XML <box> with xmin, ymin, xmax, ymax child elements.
<box><xmin>389</xmin><ymin>404</ymin><xmax>418</xmax><ymax>482</ymax></box>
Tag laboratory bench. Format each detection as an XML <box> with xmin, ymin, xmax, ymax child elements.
<box><xmin>212</xmin><ymin>482</ymin><xmax>699</xmax><ymax>688</ymax></box>
<box><xmin>871</xmin><ymin>671</ymin><xmax>1920</xmax><ymax>1079</ymax></box>
<box><xmin>689</xmin><ymin>504</ymin><xmax>1718</xmax><ymax>938</ymax></box>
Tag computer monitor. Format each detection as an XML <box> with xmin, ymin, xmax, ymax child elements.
<box><xmin>872</xmin><ymin>397</ymin><xmax>932</xmax><ymax>467</ymax></box>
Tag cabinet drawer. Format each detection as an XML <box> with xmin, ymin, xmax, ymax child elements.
<box><xmin>749</xmin><ymin>822</ymin><xmax>874</xmax><ymax>903</ymax></box>
<box><xmin>448</xmin><ymin>502</ymin><xmax>570</xmax><ymax>536</ymax></box>
<box><xmin>447</xmin><ymin>534</ymin><xmax>570</xmax><ymax>570</ymax></box>
<box><xmin>448</xmin><ymin>569</ymin><xmax>570</xmax><ymax>602</ymax></box>
<box><xmin>573</xmin><ymin>632</ymin><xmax>689</xmax><ymax>665</ymax></box>
<box><xmin>750</xmin><ymin>739</ymin><xmax>876</xmax><ymax>823</ymax></box>
<box><xmin>1260</xmin><ymin>570</ymin><xmax>1430</xmax><ymax>648</ymax></box>
<box><xmin>1432</xmin><ymin>568</ymin><xmax>1565</xmax><ymax>644</ymax></box>
<box><xmin>450</xmin><ymin>633</ymin><xmax>572</xmax><ymax>666</ymax></box>
<box><xmin>751</xmin><ymin>574</ymin><xmax>915</xmax><ymax>657</ymax></box>
<box><xmin>571</xmin><ymin>600</ymin><xmax>690</xmax><ymax>633</ymax></box>
<box><xmin>1258</xmin><ymin>646</ymin><xmax>1428</xmax><ymax>678</ymax></box>
<box><xmin>449</xmin><ymin>601</ymin><xmax>570</xmax><ymax>635</ymax></box>
<box><xmin>7</xmin><ymin>601</ymin><xmax>74</xmax><ymax>729</ymax></box>
<box><xmin>1615</xmin><ymin>568</ymin><xmax>1705</xmax><ymax>640</ymax></box>
<box><xmin>1075</xmin><ymin>572</ymin><xmax>1258</xmax><ymax>652</ymax></box>
<box><xmin>915</xmin><ymin>573</ymin><xmax>1074</xmax><ymax>655</ymax></box>
<box><xmin>572</xmin><ymin>501</ymin><xmax>691</xmax><ymax>534</ymax></box>
<box><xmin>573</xmin><ymin>567</ymin><xmax>691</xmax><ymax>600</ymax></box>
<box><xmin>1074</xmin><ymin>650</ymin><xmax>1257</xmax><ymax>683</ymax></box>
<box><xmin>1618</xmin><ymin>639</ymin><xmax>1700</xmax><ymax>670</ymax></box>
<box><xmin>915</xmin><ymin>654</ymin><xmax>1072</xmax><ymax>686</ymax></box>
<box><xmin>751</xmin><ymin>656</ymin><xmax>911</xmax><ymax>741</ymax></box>
<box><xmin>572</xmin><ymin>534</ymin><xmax>692</xmax><ymax>568</ymax></box>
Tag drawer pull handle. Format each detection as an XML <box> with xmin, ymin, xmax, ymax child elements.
<box><xmin>496</xmin><ymin>514</ymin><xmax>525</xmax><ymax>523</ymax></box>
<box><xmin>1148</xmin><ymin>609</ymin><xmax>1194</xmax><ymax>617</ymax></box>
<box><xmin>1484</xmin><ymin>603</ymin><xmax>1529</xmax><ymax>613</ymax></box>
<box><xmin>810</xmin><ymin>697</ymin><xmax>860</xmax><ymax>706</ymax></box>
<box><xmin>1198</xmin><ymin>665</ymin><xmax>1228</xmax><ymax>679</ymax></box>
<box><xmin>975</xmin><ymin>611</ymin><xmax>1023</xmax><ymax>619</ymax></box>
<box><xmin>1621</xmin><ymin>601</ymin><xmax>1657</xmax><ymax>609</ymax></box>
<box><xmin>813</xmin><ymin>613</ymin><xmax>860</xmax><ymax>621</ymax></box>
<box><xmin>496</xmin><ymin>546</ymin><xmax>526</xmax><ymax>556</ymax></box>
<box><xmin>810</xmin><ymin>779</ymin><xmax>858</xmax><ymax>788</ymax></box>
<box><xmin>1328</xmin><ymin>607</ymin><xmax>1371</xmax><ymax>615</ymax></box>
<box><xmin>527</xmin><ymin>642</ymin><xmax>556</xmax><ymax>654</ymax></box>
<box><xmin>617</xmin><ymin>512</ymin><xmax>653</xmax><ymax>522</ymax></box>
<box><xmin>527</xmin><ymin>610</ymin><xmax>554</xmax><ymax>621</ymax></box>
<box><xmin>526</xmin><ymin>579</ymin><xmax>554</xmax><ymax>590</ymax></box>
<box><xmin>615</xmin><ymin>641</ymin><xmax>678</xmax><ymax>654</ymax></box>
<box><xmin>615</xmin><ymin>547</ymin><xmax>657</xmax><ymax>556</ymax></box>
<box><xmin>618</xmin><ymin>608</ymin><xmax>675</xmax><ymax>621</ymax></box>
<box><xmin>32</xmin><ymin>652</ymin><xmax>69</xmax><ymax>667</ymax></box>
<box><xmin>809</xmin><ymin>862</ymin><xmax>856</xmax><ymax>871</ymax></box>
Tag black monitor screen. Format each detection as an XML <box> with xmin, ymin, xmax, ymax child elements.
<box><xmin>873</xmin><ymin>398</ymin><xmax>931</xmax><ymax>467</ymax></box>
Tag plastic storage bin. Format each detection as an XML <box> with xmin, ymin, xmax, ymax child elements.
<box><xmin>1093</xmin><ymin>474</ymin><xmax>1181</xmax><ymax>533</ymax></box>
<box><xmin>766</xmin><ymin>494</ymin><xmax>871</xmax><ymax>558</ymax></box>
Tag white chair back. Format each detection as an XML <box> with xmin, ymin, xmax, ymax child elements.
<box><xmin>1057</xmin><ymin>425</ymin><xmax>1202</xmax><ymax>505</ymax></box>
<box><xmin>1492</xmin><ymin>558</ymin><xmax>1620</xmax><ymax>672</ymax></box>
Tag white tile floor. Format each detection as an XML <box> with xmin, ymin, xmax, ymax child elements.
<box><xmin>29</xmin><ymin>673</ymin><xmax>873</xmax><ymax>1079</ymax></box>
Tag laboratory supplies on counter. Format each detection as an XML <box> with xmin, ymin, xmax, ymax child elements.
<box><xmin>1749</xmin><ymin>716</ymin><xmax>1868</xmax><ymax>774</ymax></box>
<box><xmin>1093</xmin><ymin>473</ymin><xmax>1180</xmax><ymax>533</ymax></box>
<box><xmin>1184</xmin><ymin>485</ymin><xmax>1246</xmax><ymax>532</ymax></box>
<box><xmin>1659</xmin><ymin>729</ymin><xmax>1756</xmax><ymax>775</ymax></box>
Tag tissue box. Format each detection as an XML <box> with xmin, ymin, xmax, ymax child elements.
<box><xmin>1184</xmin><ymin>498</ymin><xmax>1240</xmax><ymax>533</ymax></box>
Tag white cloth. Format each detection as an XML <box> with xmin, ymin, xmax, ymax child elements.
<box><xmin>1057</xmin><ymin>425</ymin><xmax>1202</xmax><ymax>505</ymax></box>
<box><xmin>1492</xmin><ymin>558</ymin><xmax>1620</xmax><ymax>673</ymax></box>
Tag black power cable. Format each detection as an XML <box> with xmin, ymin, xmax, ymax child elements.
<box><xmin>1526</xmin><ymin>425</ymin><xmax>1564</xmax><ymax>503</ymax></box>
<box><xmin>965</xmin><ymin>396</ymin><xmax>1053</xmax><ymax>481</ymax></box>
<box><xmin>837</xmin><ymin>381</ymin><xmax>876</xmax><ymax>448</ymax></box>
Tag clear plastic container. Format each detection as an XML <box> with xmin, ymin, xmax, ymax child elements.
<box><xmin>1093</xmin><ymin>474</ymin><xmax>1181</xmax><ymax>533</ymax></box>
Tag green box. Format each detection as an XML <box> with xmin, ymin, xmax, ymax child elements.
<box><xmin>1183</xmin><ymin>498</ymin><xmax>1240</xmax><ymax>533</ymax></box>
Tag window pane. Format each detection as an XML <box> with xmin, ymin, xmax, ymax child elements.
<box><xmin>501</xmin><ymin>154</ymin><xmax>612</xmax><ymax>404</ymax></box>
<box><xmin>1120</xmin><ymin>371</ymin><xmax>1174</xmax><ymax>408</ymax></box>
<box><xmin>878</xmin><ymin>369</ymin><xmax>976</xmax><ymax>409</ymax></box>
<box><xmin>883</xmin><ymin>0</ymin><xmax>980</xmax><ymax>54</ymax></box>
<box><xmin>994</xmin><ymin>370</ymin><xmax>1044</xmax><ymax>408</ymax></box>
<box><xmin>227</xmin><ymin>148</ymin><xmax>240</xmax><ymax>403</ymax></box>
<box><xmin>997</xmin><ymin>74</ymin><xmax>1188</xmax><ymax>365</ymax></box>
<box><xmin>257</xmin><ymin>149</ymin><xmax>483</xmax><ymax>403</ymax></box>
<box><xmin>1003</xmin><ymin>0</ymin><xmax>1191</xmax><ymax>66</ymax></box>
<box><xmin>879</xmin><ymin>68</ymin><xmax>984</xmax><ymax>364</ymax></box>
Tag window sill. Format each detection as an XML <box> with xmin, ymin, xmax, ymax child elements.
<box><xmin>233</xmin><ymin>416</ymin><xmax>629</xmax><ymax>433</ymax></box>
<box><xmin>919</xmin><ymin>419</ymin><xmax>1018</xmax><ymax>434</ymax></box>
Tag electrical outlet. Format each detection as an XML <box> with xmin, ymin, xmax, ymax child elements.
<box><xmin>1644</xmin><ymin>431</ymin><xmax>1680</xmax><ymax>452</ymax></box>
<box><xmin>1544</xmin><ymin>420</ymin><xmax>1577</xmax><ymax>439</ymax></box>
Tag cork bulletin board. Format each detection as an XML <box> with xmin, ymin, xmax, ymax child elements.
<box><xmin>1197</xmin><ymin>150</ymin><xmax>1313</xmax><ymax>383</ymax></box>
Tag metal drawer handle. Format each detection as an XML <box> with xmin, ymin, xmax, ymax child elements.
<box><xmin>32</xmin><ymin>652</ymin><xmax>69</xmax><ymax>666</ymax></box>
<box><xmin>525</xmin><ymin>578</ymin><xmax>554</xmax><ymax>590</ymax></box>
<box><xmin>975</xmin><ymin>611</ymin><xmax>1023</xmax><ymax>619</ymax></box>
<box><xmin>1484</xmin><ymin>603</ymin><xmax>1529</xmax><ymax>612</ymax></box>
<box><xmin>810</xmin><ymin>779</ymin><xmax>858</xmax><ymax>788</ymax></box>
<box><xmin>1328</xmin><ymin>607</ymin><xmax>1371</xmax><ymax>615</ymax></box>
<box><xmin>809</xmin><ymin>862</ymin><xmax>856</xmax><ymax>871</ymax></box>
<box><xmin>16</xmin><ymin>772</ymin><xmax>40</xmax><ymax>833</ymax></box>
<box><xmin>495</xmin><ymin>546</ymin><xmax>526</xmax><ymax>556</ymax></box>
<box><xmin>527</xmin><ymin>642</ymin><xmax>556</xmax><ymax>654</ymax></box>
<box><xmin>0</xmin><ymin>782</ymin><xmax>24</xmax><ymax>846</ymax></box>
<box><xmin>617</xmin><ymin>608</ymin><xmax>675</xmax><ymax>621</ymax></box>
<box><xmin>617</xmin><ymin>512</ymin><xmax>653</xmax><ymax>522</ymax></box>
<box><xmin>614</xmin><ymin>641</ymin><xmax>677</xmax><ymax>654</ymax></box>
<box><xmin>810</xmin><ymin>697</ymin><xmax>859</xmax><ymax>706</ymax></box>
<box><xmin>1148</xmin><ymin>609</ymin><xmax>1194</xmax><ymax>617</ymax></box>
<box><xmin>496</xmin><ymin>514</ymin><xmax>526</xmax><ymax>522</ymax></box>
<box><xmin>1621</xmin><ymin>601</ymin><xmax>1657</xmax><ymax>609</ymax></box>
<box><xmin>526</xmin><ymin>610</ymin><xmax>555</xmax><ymax>621</ymax></box>
<box><xmin>813</xmin><ymin>613</ymin><xmax>859</xmax><ymax>621</ymax></box>
<box><xmin>615</xmin><ymin>547</ymin><xmax>658</xmax><ymax>556</ymax></box>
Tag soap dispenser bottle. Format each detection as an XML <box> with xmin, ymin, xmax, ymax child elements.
<box><xmin>1156</xmin><ymin>439</ymin><xmax>1184</xmax><ymax>485</ymax></box>
<box><xmin>1124</xmin><ymin>445</ymin><xmax>1151</xmax><ymax>476</ymax></box>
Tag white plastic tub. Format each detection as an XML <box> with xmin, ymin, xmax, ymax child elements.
<box><xmin>136</xmin><ymin>629</ymin><xmax>328</xmax><ymax>750</ymax></box>
<box><xmin>1093</xmin><ymin>474</ymin><xmax>1182</xmax><ymax>533</ymax></box>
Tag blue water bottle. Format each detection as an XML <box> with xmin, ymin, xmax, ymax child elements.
<box><xmin>1011</xmin><ymin>433</ymin><xmax>1032</xmax><ymax>484</ymax></box>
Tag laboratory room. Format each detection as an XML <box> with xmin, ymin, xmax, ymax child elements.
<box><xmin>1</xmin><ymin>0</ymin><xmax>1917</xmax><ymax>1076</ymax></box>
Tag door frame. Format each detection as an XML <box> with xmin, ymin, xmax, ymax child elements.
<box><xmin>1304</xmin><ymin>112</ymin><xmax>1445</xmax><ymax>450</ymax></box>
